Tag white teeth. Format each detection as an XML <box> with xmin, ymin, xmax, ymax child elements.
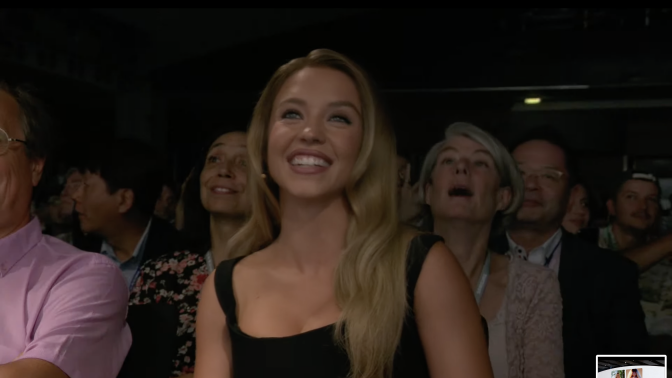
<box><xmin>213</xmin><ymin>187</ymin><xmax>232</xmax><ymax>193</ymax></box>
<box><xmin>290</xmin><ymin>155</ymin><xmax>330</xmax><ymax>167</ymax></box>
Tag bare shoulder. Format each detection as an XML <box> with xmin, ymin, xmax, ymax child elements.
<box><xmin>417</xmin><ymin>241</ymin><xmax>470</xmax><ymax>296</ymax></box>
<box><xmin>233</xmin><ymin>247</ymin><xmax>274</xmax><ymax>278</ymax></box>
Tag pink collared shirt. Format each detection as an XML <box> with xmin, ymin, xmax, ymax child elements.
<box><xmin>0</xmin><ymin>217</ymin><xmax>132</xmax><ymax>378</ymax></box>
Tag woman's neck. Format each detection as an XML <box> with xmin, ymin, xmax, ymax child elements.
<box><xmin>434</xmin><ymin>219</ymin><xmax>492</xmax><ymax>289</ymax></box>
<box><xmin>274</xmin><ymin>194</ymin><xmax>350</xmax><ymax>272</ymax></box>
<box><xmin>209</xmin><ymin>215</ymin><xmax>245</xmax><ymax>265</ymax></box>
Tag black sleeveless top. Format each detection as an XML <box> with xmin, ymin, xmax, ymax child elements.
<box><xmin>214</xmin><ymin>234</ymin><xmax>486</xmax><ymax>377</ymax></box>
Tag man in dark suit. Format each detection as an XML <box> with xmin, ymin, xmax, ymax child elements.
<box><xmin>72</xmin><ymin>139</ymin><xmax>178</xmax><ymax>290</ymax></box>
<box><xmin>490</xmin><ymin>127</ymin><xmax>648</xmax><ymax>372</ymax></box>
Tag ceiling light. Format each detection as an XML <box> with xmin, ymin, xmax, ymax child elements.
<box><xmin>524</xmin><ymin>97</ymin><xmax>542</xmax><ymax>105</ymax></box>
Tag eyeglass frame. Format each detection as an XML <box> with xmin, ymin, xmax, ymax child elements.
<box><xmin>0</xmin><ymin>127</ymin><xmax>27</xmax><ymax>155</ymax></box>
<box><xmin>517</xmin><ymin>164</ymin><xmax>566</xmax><ymax>185</ymax></box>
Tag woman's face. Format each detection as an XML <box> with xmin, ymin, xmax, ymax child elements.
<box><xmin>200</xmin><ymin>132</ymin><xmax>249</xmax><ymax>218</ymax></box>
<box><xmin>562</xmin><ymin>183</ymin><xmax>590</xmax><ymax>233</ymax></box>
<box><xmin>424</xmin><ymin>136</ymin><xmax>510</xmax><ymax>223</ymax></box>
<box><xmin>267</xmin><ymin>66</ymin><xmax>363</xmax><ymax>201</ymax></box>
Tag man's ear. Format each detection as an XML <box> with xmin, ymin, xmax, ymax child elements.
<box><xmin>118</xmin><ymin>189</ymin><xmax>135</xmax><ymax>215</ymax></box>
<box><xmin>31</xmin><ymin>158</ymin><xmax>46</xmax><ymax>187</ymax></box>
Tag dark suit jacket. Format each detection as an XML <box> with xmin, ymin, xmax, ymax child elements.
<box><xmin>74</xmin><ymin>216</ymin><xmax>179</xmax><ymax>267</ymax></box>
<box><xmin>490</xmin><ymin>229</ymin><xmax>648</xmax><ymax>372</ymax></box>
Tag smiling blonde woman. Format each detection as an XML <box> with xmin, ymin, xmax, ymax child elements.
<box><xmin>193</xmin><ymin>50</ymin><xmax>493</xmax><ymax>378</ymax></box>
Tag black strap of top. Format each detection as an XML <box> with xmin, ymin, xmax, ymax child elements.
<box><xmin>405</xmin><ymin>234</ymin><xmax>444</xmax><ymax>307</ymax></box>
<box><xmin>214</xmin><ymin>234</ymin><xmax>446</xmax><ymax>319</ymax></box>
<box><xmin>214</xmin><ymin>256</ymin><xmax>246</xmax><ymax>319</ymax></box>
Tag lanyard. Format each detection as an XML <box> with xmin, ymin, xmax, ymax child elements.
<box><xmin>129</xmin><ymin>267</ymin><xmax>141</xmax><ymax>292</ymax></box>
<box><xmin>205</xmin><ymin>250</ymin><xmax>215</xmax><ymax>274</ymax></box>
<box><xmin>543</xmin><ymin>239</ymin><xmax>562</xmax><ymax>268</ymax></box>
<box><xmin>474</xmin><ymin>251</ymin><xmax>491</xmax><ymax>305</ymax></box>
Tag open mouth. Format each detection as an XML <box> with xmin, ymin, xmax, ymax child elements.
<box><xmin>448</xmin><ymin>186</ymin><xmax>473</xmax><ymax>197</ymax></box>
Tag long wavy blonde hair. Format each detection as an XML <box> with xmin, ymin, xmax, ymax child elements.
<box><xmin>227</xmin><ymin>49</ymin><xmax>415</xmax><ymax>378</ymax></box>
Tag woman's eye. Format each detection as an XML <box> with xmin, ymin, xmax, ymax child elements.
<box><xmin>330</xmin><ymin>115</ymin><xmax>351</xmax><ymax>124</ymax></box>
<box><xmin>474</xmin><ymin>161</ymin><xmax>488</xmax><ymax>168</ymax></box>
<box><xmin>282</xmin><ymin>110</ymin><xmax>301</xmax><ymax>119</ymax></box>
<box><xmin>207</xmin><ymin>156</ymin><xmax>220</xmax><ymax>163</ymax></box>
<box><xmin>441</xmin><ymin>158</ymin><xmax>453</xmax><ymax>165</ymax></box>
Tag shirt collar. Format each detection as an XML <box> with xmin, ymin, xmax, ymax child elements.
<box><xmin>101</xmin><ymin>218</ymin><xmax>153</xmax><ymax>263</ymax></box>
<box><xmin>599</xmin><ymin>225</ymin><xmax>619</xmax><ymax>251</ymax></box>
<box><xmin>0</xmin><ymin>217</ymin><xmax>43</xmax><ymax>276</ymax></box>
<box><xmin>506</xmin><ymin>228</ymin><xmax>563</xmax><ymax>258</ymax></box>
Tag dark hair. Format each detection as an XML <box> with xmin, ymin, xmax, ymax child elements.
<box><xmin>0</xmin><ymin>82</ymin><xmax>52</xmax><ymax>159</ymax></box>
<box><xmin>509</xmin><ymin>126</ymin><xmax>578</xmax><ymax>187</ymax></box>
<box><xmin>81</xmin><ymin>138</ymin><xmax>166</xmax><ymax>219</ymax></box>
<box><xmin>177</xmin><ymin>129</ymin><xmax>247</xmax><ymax>253</ymax></box>
<box><xmin>610</xmin><ymin>171</ymin><xmax>662</xmax><ymax>202</ymax></box>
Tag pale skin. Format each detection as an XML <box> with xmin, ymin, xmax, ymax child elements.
<box><xmin>425</xmin><ymin>136</ymin><xmax>510</xmax><ymax>321</ymax></box>
<box><xmin>0</xmin><ymin>93</ymin><xmax>63</xmax><ymax>378</ymax></box>
<box><xmin>199</xmin><ymin>132</ymin><xmax>250</xmax><ymax>266</ymax></box>
<box><xmin>194</xmin><ymin>67</ymin><xmax>492</xmax><ymax>378</ymax></box>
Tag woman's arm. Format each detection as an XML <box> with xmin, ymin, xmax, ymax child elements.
<box><xmin>414</xmin><ymin>242</ymin><xmax>493</xmax><ymax>378</ymax></box>
<box><xmin>193</xmin><ymin>272</ymin><xmax>232</xmax><ymax>378</ymax></box>
<box><xmin>522</xmin><ymin>269</ymin><xmax>564</xmax><ymax>378</ymax></box>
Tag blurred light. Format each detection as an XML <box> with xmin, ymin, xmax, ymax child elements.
<box><xmin>524</xmin><ymin>97</ymin><xmax>542</xmax><ymax>105</ymax></box>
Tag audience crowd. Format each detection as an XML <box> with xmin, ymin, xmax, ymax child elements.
<box><xmin>1</xmin><ymin>49</ymin><xmax>671</xmax><ymax>378</ymax></box>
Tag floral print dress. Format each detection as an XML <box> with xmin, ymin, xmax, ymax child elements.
<box><xmin>129</xmin><ymin>250</ymin><xmax>211</xmax><ymax>377</ymax></box>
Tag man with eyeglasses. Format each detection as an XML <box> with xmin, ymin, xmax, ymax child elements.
<box><xmin>489</xmin><ymin>127</ymin><xmax>648</xmax><ymax>373</ymax></box>
<box><xmin>0</xmin><ymin>83</ymin><xmax>131</xmax><ymax>378</ymax></box>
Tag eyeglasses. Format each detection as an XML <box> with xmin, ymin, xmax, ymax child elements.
<box><xmin>518</xmin><ymin>165</ymin><xmax>565</xmax><ymax>185</ymax></box>
<box><xmin>0</xmin><ymin>128</ymin><xmax>27</xmax><ymax>155</ymax></box>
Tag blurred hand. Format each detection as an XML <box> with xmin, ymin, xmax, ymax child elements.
<box><xmin>399</xmin><ymin>164</ymin><xmax>423</xmax><ymax>223</ymax></box>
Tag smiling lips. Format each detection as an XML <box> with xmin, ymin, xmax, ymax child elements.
<box><xmin>287</xmin><ymin>149</ymin><xmax>332</xmax><ymax>174</ymax></box>
<box><xmin>211</xmin><ymin>186</ymin><xmax>237</xmax><ymax>194</ymax></box>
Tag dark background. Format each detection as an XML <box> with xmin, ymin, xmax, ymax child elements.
<box><xmin>3</xmin><ymin>8</ymin><xmax>672</xmax><ymax>214</ymax></box>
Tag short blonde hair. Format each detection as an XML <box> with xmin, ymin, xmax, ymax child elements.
<box><xmin>418</xmin><ymin>122</ymin><xmax>524</xmax><ymax>230</ymax></box>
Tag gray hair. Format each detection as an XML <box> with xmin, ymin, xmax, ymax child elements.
<box><xmin>0</xmin><ymin>82</ymin><xmax>52</xmax><ymax>159</ymax></box>
<box><xmin>418</xmin><ymin>122</ymin><xmax>524</xmax><ymax>230</ymax></box>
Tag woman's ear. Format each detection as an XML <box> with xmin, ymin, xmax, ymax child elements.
<box><xmin>496</xmin><ymin>186</ymin><xmax>512</xmax><ymax>212</ymax></box>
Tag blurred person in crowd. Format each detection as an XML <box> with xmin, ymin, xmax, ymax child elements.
<box><xmin>420</xmin><ymin>122</ymin><xmax>564</xmax><ymax>378</ymax></box>
<box><xmin>60</xmin><ymin>167</ymin><xmax>82</xmax><ymax>220</ymax></box>
<box><xmin>130</xmin><ymin>130</ymin><xmax>249</xmax><ymax>378</ymax></box>
<box><xmin>599</xmin><ymin>172</ymin><xmax>661</xmax><ymax>251</ymax></box>
<box><xmin>72</xmin><ymin>139</ymin><xmax>179</xmax><ymax>290</ymax></box>
<box><xmin>155</xmin><ymin>183</ymin><xmax>177</xmax><ymax>224</ymax></box>
<box><xmin>489</xmin><ymin>127</ymin><xmax>648</xmax><ymax>372</ymax></box>
<box><xmin>562</xmin><ymin>181</ymin><xmax>592</xmax><ymax>234</ymax></box>
<box><xmin>398</xmin><ymin>153</ymin><xmax>424</xmax><ymax>226</ymax></box>
<box><xmin>592</xmin><ymin>172</ymin><xmax>672</xmax><ymax>357</ymax></box>
<box><xmin>0</xmin><ymin>82</ymin><xmax>131</xmax><ymax>378</ymax></box>
<box><xmin>174</xmin><ymin>168</ymin><xmax>195</xmax><ymax>231</ymax></box>
<box><xmin>194</xmin><ymin>49</ymin><xmax>493</xmax><ymax>378</ymax></box>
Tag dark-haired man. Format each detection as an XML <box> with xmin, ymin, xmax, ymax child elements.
<box><xmin>0</xmin><ymin>83</ymin><xmax>131</xmax><ymax>378</ymax></box>
<box><xmin>72</xmin><ymin>139</ymin><xmax>179</xmax><ymax>289</ymax></box>
<box><xmin>490</xmin><ymin>128</ymin><xmax>649</xmax><ymax>372</ymax></box>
